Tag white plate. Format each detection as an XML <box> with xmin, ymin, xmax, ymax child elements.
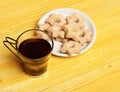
<box><xmin>38</xmin><ymin>8</ymin><xmax>96</xmax><ymax>57</ymax></box>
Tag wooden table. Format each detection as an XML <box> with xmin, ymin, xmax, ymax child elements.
<box><xmin>0</xmin><ymin>0</ymin><xmax>120</xmax><ymax>92</ymax></box>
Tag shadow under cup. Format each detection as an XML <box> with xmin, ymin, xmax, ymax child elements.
<box><xmin>3</xmin><ymin>29</ymin><xmax>54</xmax><ymax>76</ymax></box>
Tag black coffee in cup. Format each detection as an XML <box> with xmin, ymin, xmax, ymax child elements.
<box><xmin>18</xmin><ymin>38</ymin><xmax>52</xmax><ymax>59</ymax></box>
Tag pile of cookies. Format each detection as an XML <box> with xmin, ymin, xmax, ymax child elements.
<box><xmin>36</xmin><ymin>13</ymin><xmax>92</xmax><ymax>56</ymax></box>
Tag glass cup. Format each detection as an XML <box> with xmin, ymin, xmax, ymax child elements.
<box><xmin>3</xmin><ymin>29</ymin><xmax>54</xmax><ymax>76</ymax></box>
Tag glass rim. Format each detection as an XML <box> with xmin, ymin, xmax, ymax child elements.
<box><xmin>15</xmin><ymin>29</ymin><xmax>54</xmax><ymax>51</ymax></box>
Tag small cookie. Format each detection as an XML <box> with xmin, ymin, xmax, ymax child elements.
<box><xmin>66</xmin><ymin>14</ymin><xmax>85</xmax><ymax>29</ymax></box>
<box><xmin>47</xmin><ymin>24</ymin><xmax>61</xmax><ymax>33</ymax></box>
<box><xmin>66</xmin><ymin>13</ymin><xmax>85</xmax><ymax>24</ymax></box>
<box><xmin>60</xmin><ymin>41</ymin><xmax>81</xmax><ymax>56</ymax></box>
<box><xmin>78</xmin><ymin>37</ymin><xmax>86</xmax><ymax>46</ymax></box>
<box><xmin>78</xmin><ymin>30</ymin><xmax>92</xmax><ymax>45</ymax></box>
<box><xmin>45</xmin><ymin>14</ymin><xmax>66</xmax><ymax>26</ymax></box>
<box><xmin>63</xmin><ymin>23</ymin><xmax>84</xmax><ymax>41</ymax></box>
<box><xmin>48</xmin><ymin>24</ymin><xmax>65</xmax><ymax>38</ymax></box>
<box><xmin>37</xmin><ymin>23</ymin><xmax>50</xmax><ymax>31</ymax></box>
<box><xmin>52</xmin><ymin>30</ymin><xmax>65</xmax><ymax>38</ymax></box>
<box><xmin>84</xmin><ymin>30</ymin><xmax>92</xmax><ymax>42</ymax></box>
<box><xmin>35</xmin><ymin>31</ymin><xmax>50</xmax><ymax>41</ymax></box>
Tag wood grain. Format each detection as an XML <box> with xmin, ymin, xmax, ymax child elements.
<box><xmin>0</xmin><ymin>0</ymin><xmax>120</xmax><ymax>92</ymax></box>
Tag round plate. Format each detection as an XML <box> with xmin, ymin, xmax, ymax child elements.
<box><xmin>38</xmin><ymin>8</ymin><xmax>96</xmax><ymax>57</ymax></box>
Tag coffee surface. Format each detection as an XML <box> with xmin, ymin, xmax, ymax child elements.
<box><xmin>18</xmin><ymin>38</ymin><xmax>51</xmax><ymax>59</ymax></box>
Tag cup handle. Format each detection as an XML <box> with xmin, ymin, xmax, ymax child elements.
<box><xmin>3</xmin><ymin>37</ymin><xmax>19</xmax><ymax>59</ymax></box>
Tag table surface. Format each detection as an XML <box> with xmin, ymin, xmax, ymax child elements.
<box><xmin>0</xmin><ymin>0</ymin><xmax>120</xmax><ymax>92</ymax></box>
